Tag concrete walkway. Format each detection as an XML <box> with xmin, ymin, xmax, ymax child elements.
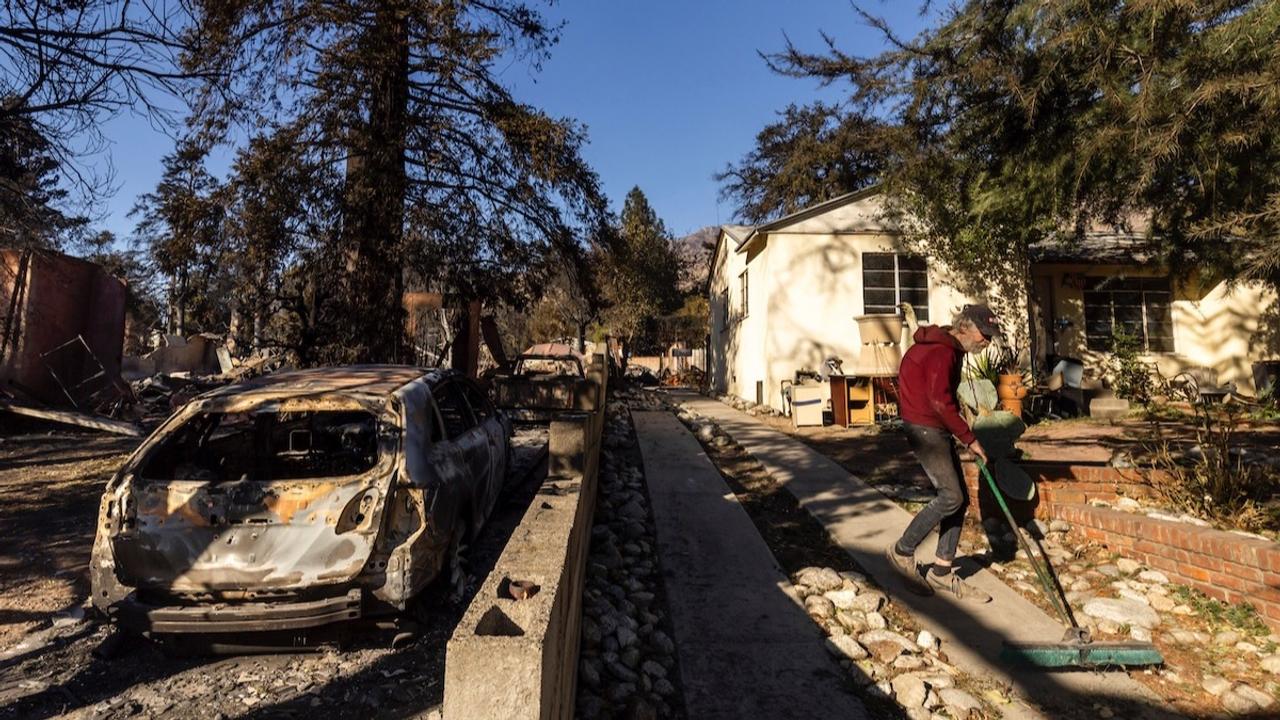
<box><xmin>676</xmin><ymin>394</ymin><xmax>1176</xmax><ymax>720</ymax></box>
<box><xmin>632</xmin><ymin>411</ymin><xmax>868</xmax><ymax>720</ymax></box>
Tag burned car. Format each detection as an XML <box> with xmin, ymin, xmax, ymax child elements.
<box><xmin>491</xmin><ymin>343</ymin><xmax>599</xmax><ymax>423</ymax></box>
<box><xmin>90</xmin><ymin>365</ymin><xmax>511</xmax><ymax>635</ymax></box>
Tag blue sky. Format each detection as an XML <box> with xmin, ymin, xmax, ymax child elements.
<box><xmin>94</xmin><ymin>1</ymin><xmax>933</xmax><ymax>240</ymax></box>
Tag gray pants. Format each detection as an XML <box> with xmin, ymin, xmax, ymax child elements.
<box><xmin>894</xmin><ymin>422</ymin><xmax>969</xmax><ymax>562</ymax></box>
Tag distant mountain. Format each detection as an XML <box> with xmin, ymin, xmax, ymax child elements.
<box><xmin>673</xmin><ymin>225</ymin><xmax>718</xmax><ymax>293</ymax></box>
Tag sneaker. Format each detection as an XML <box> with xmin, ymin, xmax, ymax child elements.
<box><xmin>926</xmin><ymin>570</ymin><xmax>993</xmax><ymax>603</ymax></box>
<box><xmin>884</xmin><ymin>545</ymin><xmax>933</xmax><ymax>595</ymax></box>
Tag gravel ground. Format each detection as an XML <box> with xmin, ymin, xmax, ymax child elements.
<box><xmin>574</xmin><ymin>393</ymin><xmax>687</xmax><ymax>720</ymax></box>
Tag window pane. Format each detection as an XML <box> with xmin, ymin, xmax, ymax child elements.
<box><xmin>1085</xmin><ymin>335</ymin><xmax>1112</xmax><ymax>351</ymax></box>
<box><xmin>898</xmin><ymin>270</ymin><xmax>928</xmax><ymax>289</ymax></box>
<box><xmin>898</xmin><ymin>255</ymin><xmax>927</xmax><ymax>272</ymax></box>
<box><xmin>863</xmin><ymin>253</ymin><xmax>895</xmax><ymax>270</ymax></box>
<box><xmin>865</xmin><ymin>305</ymin><xmax>898</xmax><ymax>316</ymax></box>
<box><xmin>863</xmin><ymin>270</ymin><xmax>897</xmax><ymax>289</ymax></box>
<box><xmin>1141</xmin><ymin>278</ymin><xmax>1172</xmax><ymax>292</ymax></box>
<box><xmin>1147</xmin><ymin>335</ymin><xmax>1174</xmax><ymax>353</ymax></box>
<box><xmin>462</xmin><ymin>382</ymin><xmax>492</xmax><ymax>421</ymax></box>
<box><xmin>900</xmin><ymin>288</ymin><xmax>929</xmax><ymax>305</ymax></box>
<box><xmin>1112</xmin><ymin>291</ymin><xmax>1141</xmax><ymax>306</ymax></box>
<box><xmin>864</xmin><ymin>289</ymin><xmax>898</xmax><ymax>307</ymax></box>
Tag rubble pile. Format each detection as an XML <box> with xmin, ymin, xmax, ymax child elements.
<box><xmin>576</xmin><ymin>401</ymin><xmax>685</xmax><ymax>719</ymax></box>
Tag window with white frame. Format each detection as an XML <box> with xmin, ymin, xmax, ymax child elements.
<box><xmin>739</xmin><ymin>269</ymin><xmax>749</xmax><ymax>318</ymax></box>
<box><xmin>1082</xmin><ymin>276</ymin><xmax>1174</xmax><ymax>352</ymax></box>
<box><xmin>862</xmin><ymin>253</ymin><xmax>929</xmax><ymax>320</ymax></box>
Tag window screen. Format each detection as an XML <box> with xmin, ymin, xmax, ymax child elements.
<box><xmin>862</xmin><ymin>253</ymin><xmax>929</xmax><ymax>320</ymax></box>
<box><xmin>1082</xmin><ymin>276</ymin><xmax>1173</xmax><ymax>352</ymax></box>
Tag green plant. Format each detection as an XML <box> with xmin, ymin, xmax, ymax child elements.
<box><xmin>958</xmin><ymin>377</ymin><xmax>998</xmax><ymax>414</ymax></box>
<box><xmin>968</xmin><ymin>351</ymin><xmax>1000</xmax><ymax>386</ymax></box>
<box><xmin>1107</xmin><ymin>330</ymin><xmax>1155</xmax><ymax>404</ymax></box>
<box><xmin>1170</xmin><ymin>585</ymin><xmax>1271</xmax><ymax>637</ymax></box>
<box><xmin>1251</xmin><ymin>383</ymin><xmax>1280</xmax><ymax>422</ymax></box>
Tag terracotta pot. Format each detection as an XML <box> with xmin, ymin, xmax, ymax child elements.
<box><xmin>997</xmin><ymin>373</ymin><xmax>1028</xmax><ymax>417</ymax></box>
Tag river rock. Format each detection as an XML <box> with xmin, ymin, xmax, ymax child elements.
<box><xmin>891</xmin><ymin>673</ymin><xmax>929</xmax><ymax>708</ymax></box>
<box><xmin>824</xmin><ymin>589</ymin><xmax>860</xmax><ymax>610</ymax></box>
<box><xmin>1232</xmin><ymin>683</ymin><xmax>1274</xmax><ymax>709</ymax></box>
<box><xmin>858</xmin><ymin>630</ymin><xmax>917</xmax><ymax>663</ymax></box>
<box><xmin>1083</xmin><ymin>598</ymin><xmax>1161</xmax><ymax>629</ymax></box>
<box><xmin>804</xmin><ymin>595</ymin><xmax>836</xmax><ymax>620</ymax></box>
<box><xmin>1261</xmin><ymin>655</ymin><xmax>1280</xmax><ymax>674</ymax></box>
<box><xmin>852</xmin><ymin>590</ymin><xmax>887</xmax><ymax>613</ymax></box>
<box><xmin>1137</xmin><ymin>569</ymin><xmax>1169</xmax><ymax>584</ymax></box>
<box><xmin>1116</xmin><ymin>558</ymin><xmax>1141</xmax><ymax>574</ymax></box>
<box><xmin>938</xmin><ymin>688</ymin><xmax>984</xmax><ymax>718</ymax></box>
<box><xmin>1202</xmin><ymin>675</ymin><xmax>1231</xmax><ymax>696</ymax></box>
<box><xmin>1148</xmin><ymin>594</ymin><xmax>1176</xmax><ymax>612</ymax></box>
<box><xmin>825</xmin><ymin>635</ymin><xmax>869</xmax><ymax>662</ymax></box>
<box><xmin>1214</xmin><ymin>630</ymin><xmax>1241</xmax><ymax>646</ymax></box>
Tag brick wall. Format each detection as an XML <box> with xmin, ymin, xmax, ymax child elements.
<box><xmin>958</xmin><ymin>461</ymin><xmax>1280</xmax><ymax>630</ymax></box>
<box><xmin>960</xmin><ymin>461</ymin><xmax>1165</xmax><ymax>515</ymax></box>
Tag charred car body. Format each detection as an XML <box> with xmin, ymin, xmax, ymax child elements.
<box><xmin>491</xmin><ymin>343</ymin><xmax>599</xmax><ymax>423</ymax></box>
<box><xmin>90</xmin><ymin>365</ymin><xmax>511</xmax><ymax>635</ymax></box>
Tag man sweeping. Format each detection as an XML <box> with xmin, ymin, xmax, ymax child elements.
<box><xmin>884</xmin><ymin>304</ymin><xmax>1001</xmax><ymax>602</ymax></box>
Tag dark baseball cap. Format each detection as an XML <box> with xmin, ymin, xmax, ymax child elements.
<box><xmin>960</xmin><ymin>304</ymin><xmax>1002</xmax><ymax>339</ymax></box>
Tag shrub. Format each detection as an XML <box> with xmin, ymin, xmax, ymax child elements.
<box><xmin>1149</xmin><ymin>402</ymin><xmax>1280</xmax><ymax>534</ymax></box>
<box><xmin>1107</xmin><ymin>329</ymin><xmax>1154</xmax><ymax>404</ymax></box>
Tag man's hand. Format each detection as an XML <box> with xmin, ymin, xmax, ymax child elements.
<box><xmin>968</xmin><ymin>440</ymin><xmax>988</xmax><ymax>463</ymax></box>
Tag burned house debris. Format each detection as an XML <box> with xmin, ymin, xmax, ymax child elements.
<box><xmin>90</xmin><ymin>365</ymin><xmax>513</xmax><ymax>636</ymax></box>
<box><xmin>0</xmin><ymin>249</ymin><xmax>128</xmax><ymax>409</ymax></box>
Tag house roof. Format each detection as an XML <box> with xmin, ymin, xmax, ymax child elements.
<box><xmin>1030</xmin><ymin>233</ymin><xmax>1160</xmax><ymax>265</ymax></box>
<box><xmin>728</xmin><ymin>185</ymin><xmax>886</xmax><ymax>254</ymax></box>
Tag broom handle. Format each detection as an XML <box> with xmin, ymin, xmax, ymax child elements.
<box><xmin>976</xmin><ymin>457</ymin><xmax>1079</xmax><ymax>630</ymax></box>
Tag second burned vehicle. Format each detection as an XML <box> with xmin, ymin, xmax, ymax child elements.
<box><xmin>90</xmin><ymin>365</ymin><xmax>511</xmax><ymax>636</ymax></box>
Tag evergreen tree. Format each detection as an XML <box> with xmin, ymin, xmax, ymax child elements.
<box><xmin>131</xmin><ymin>142</ymin><xmax>229</xmax><ymax>336</ymax></box>
<box><xmin>732</xmin><ymin>1</ymin><xmax>1280</xmax><ymax>287</ymax></box>
<box><xmin>717</xmin><ymin>103</ymin><xmax>887</xmax><ymax>223</ymax></box>
<box><xmin>601</xmin><ymin>187</ymin><xmax>683</xmax><ymax>359</ymax></box>
<box><xmin>0</xmin><ymin>112</ymin><xmax>87</xmax><ymax>248</ymax></box>
<box><xmin>180</xmin><ymin>0</ymin><xmax>607</xmax><ymax>363</ymax></box>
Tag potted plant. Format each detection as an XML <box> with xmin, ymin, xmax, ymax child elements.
<box><xmin>992</xmin><ymin>343</ymin><xmax>1029</xmax><ymax>417</ymax></box>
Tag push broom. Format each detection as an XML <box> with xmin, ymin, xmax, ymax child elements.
<box><xmin>975</xmin><ymin>457</ymin><xmax>1164</xmax><ymax>668</ymax></box>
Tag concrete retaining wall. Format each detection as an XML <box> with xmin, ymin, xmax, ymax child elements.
<box><xmin>443</xmin><ymin>355</ymin><xmax>607</xmax><ymax>719</ymax></box>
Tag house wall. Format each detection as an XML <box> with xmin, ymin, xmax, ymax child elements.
<box><xmin>1034</xmin><ymin>264</ymin><xmax>1279</xmax><ymax>395</ymax></box>
<box><xmin>708</xmin><ymin>231</ymin><xmax>771</xmax><ymax>403</ymax></box>
<box><xmin>709</xmin><ymin>225</ymin><xmax>985</xmax><ymax>412</ymax></box>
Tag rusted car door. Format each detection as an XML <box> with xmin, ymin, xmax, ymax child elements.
<box><xmin>433</xmin><ymin>380</ymin><xmax>494</xmax><ymax>531</ymax></box>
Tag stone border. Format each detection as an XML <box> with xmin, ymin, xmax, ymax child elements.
<box><xmin>960</xmin><ymin>462</ymin><xmax>1280</xmax><ymax>630</ymax></box>
<box><xmin>443</xmin><ymin>356</ymin><xmax>606</xmax><ymax>719</ymax></box>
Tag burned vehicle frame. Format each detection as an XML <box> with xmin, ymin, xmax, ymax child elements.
<box><xmin>90</xmin><ymin>365</ymin><xmax>512</xmax><ymax>637</ymax></box>
<box><xmin>491</xmin><ymin>344</ymin><xmax>599</xmax><ymax>423</ymax></box>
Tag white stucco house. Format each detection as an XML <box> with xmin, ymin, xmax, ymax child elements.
<box><xmin>707</xmin><ymin>187</ymin><xmax>1280</xmax><ymax>412</ymax></box>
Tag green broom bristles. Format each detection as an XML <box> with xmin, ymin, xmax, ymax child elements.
<box><xmin>1001</xmin><ymin>641</ymin><xmax>1164</xmax><ymax>668</ymax></box>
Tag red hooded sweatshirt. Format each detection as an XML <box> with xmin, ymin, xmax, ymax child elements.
<box><xmin>897</xmin><ymin>325</ymin><xmax>975</xmax><ymax>446</ymax></box>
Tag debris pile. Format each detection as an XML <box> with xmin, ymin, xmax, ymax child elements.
<box><xmin>576</xmin><ymin>401</ymin><xmax>685</xmax><ymax>719</ymax></box>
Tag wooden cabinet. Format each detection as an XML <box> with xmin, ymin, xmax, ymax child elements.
<box><xmin>830</xmin><ymin>375</ymin><xmax>875</xmax><ymax>427</ymax></box>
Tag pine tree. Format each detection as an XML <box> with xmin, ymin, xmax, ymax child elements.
<box><xmin>180</xmin><ymin>0</ymin><xmax>606</xmax><ymax>363</ymax></box>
